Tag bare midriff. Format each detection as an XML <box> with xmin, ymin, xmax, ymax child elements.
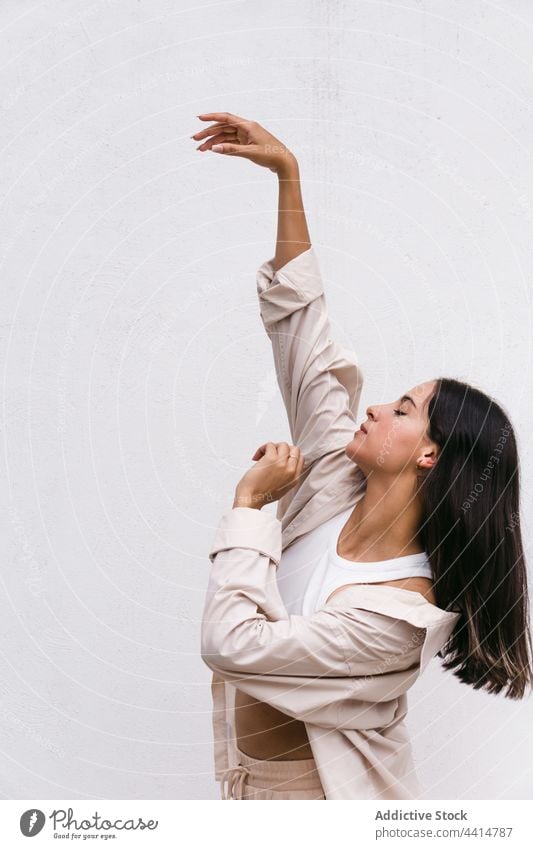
<box><xmin>235</xmin><ymin>576</ymin><xmax>437</xmax><ymax>760</ymax></box>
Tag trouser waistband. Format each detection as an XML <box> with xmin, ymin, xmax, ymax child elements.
<box><xmin>220</xmin><ymin>745</ymin><xmax>322</xmax><ymax>799</ymax></box>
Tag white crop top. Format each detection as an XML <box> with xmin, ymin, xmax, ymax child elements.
<box><xmin>276</xmin><ymin>506</ymin><xmax>433</xmax><ymax>616</ymax></box>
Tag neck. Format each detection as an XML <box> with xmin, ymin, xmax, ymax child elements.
<box><xmin>340</xmin><ymin>472</ymin><xmax>425</xmax><ymax>561</ymax></box>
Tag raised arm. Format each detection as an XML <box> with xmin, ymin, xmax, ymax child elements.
<box><xmin>192</xmin><ymin>113</ymin><xmax>365</xmax><ymax>522</ymax></box>
<box><xmin>256</xmin><ymin>182</ymin><xmax>364</xmax><ymax>522</ymax></box>
<box><xmin>270</xmin><ymin>158</ymin><xmax>363</xmax><ymax>448</ymax></box>
<box><xmin>272</xmin><ymin>156</ymin><xmax>311</xmax><ymax>270</ymax></box>
<box><xmin>256</xmin><ymin>245</ymin><xmax>363</xmax><ymax>461</ymax></box>
<box><xmin>192</xmin><ymin>109</ymin><xmax>311</xmax><ymax>270</ymax></box>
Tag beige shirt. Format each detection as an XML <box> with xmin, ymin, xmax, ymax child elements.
<box><xmin>201</xmin><ymin>247</ymin><xmax>462</xmax><ymax>800</ymax></box>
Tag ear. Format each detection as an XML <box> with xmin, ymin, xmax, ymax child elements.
<box><xmin>416</xmin><ymin>445</ymin><xmax>439</xmax><ymax>470</ymax></box>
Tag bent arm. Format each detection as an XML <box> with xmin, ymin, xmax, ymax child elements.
<box><xmin>201</xmin><ymin>507</ymin><xmax>425</xmax><ymax>723</ymax></box>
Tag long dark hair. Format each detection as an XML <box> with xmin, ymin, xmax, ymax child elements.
<box><xmin>416</xmin><ymin>377</ymin><xmax>533</xmax><ymax>699</ymax></box>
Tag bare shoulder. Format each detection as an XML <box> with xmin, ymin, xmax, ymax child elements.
<box><xmin>326</xmin><ymin>577</ymin><xmax>437</xmax><ymax>607</ymax></box>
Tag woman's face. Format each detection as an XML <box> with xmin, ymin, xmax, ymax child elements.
<box><xmin>345</xmin><ymin>380</ymin><xmax>439</xmax><ymax>477</ymax></box>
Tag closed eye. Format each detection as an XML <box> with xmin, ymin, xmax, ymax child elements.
<box><xmin>394</xmin><ymin>409</ymin><xmax>407</xmax><ymax>416</ymax></box>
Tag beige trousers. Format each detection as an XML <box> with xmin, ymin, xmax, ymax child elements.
<box><xmin>219</xmin><ymin>745</ymin><xmax>326</xmax><ymax>800</ymax></box>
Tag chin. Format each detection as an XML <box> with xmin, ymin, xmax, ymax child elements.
<box><xmin>344</xmin><ymin>441</ymin><xmax>359</xmax><ymax>461</ymax></box>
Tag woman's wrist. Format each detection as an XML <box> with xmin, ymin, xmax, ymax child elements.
<box><xmin>232</xmin><ymin>490</ymin><xmax>267</xmax><ymax>510</ymax></box>
<box><xmin>275</xmin><ymin>153</ymin><xmax>299</xmax><ymax>180</ymax></box>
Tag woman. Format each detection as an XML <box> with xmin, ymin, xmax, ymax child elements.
<box><xmin>195</xmin><ymin>112</ymin><xmax>533</xmax><ymax>800</ymax></box>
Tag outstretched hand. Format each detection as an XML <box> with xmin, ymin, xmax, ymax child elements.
<box><xmin>191</xmin><ymin>111</ymin><xmax>297</xmax><ymax>176</ymax></box>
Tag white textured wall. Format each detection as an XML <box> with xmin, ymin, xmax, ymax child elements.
<box><xmin>1</xmin><ymin>0</ymin><xmax>532</xmax><ymax>800</ymax></box>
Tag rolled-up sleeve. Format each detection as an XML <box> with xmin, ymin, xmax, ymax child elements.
<box><xmin>256</xmin><ymin>247</ymin><xmax>325</xmax><ymax>328</ymax></box>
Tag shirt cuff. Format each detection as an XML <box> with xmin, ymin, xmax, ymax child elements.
<box><xmin>208</xmin><ymin>507</ymin><xmax>283</xmax><ymax>566</ymax></box>
<box><xmin>256</xmin><ymin>246</ymin><xmax>324</xmax><ymax>327</ymax></box>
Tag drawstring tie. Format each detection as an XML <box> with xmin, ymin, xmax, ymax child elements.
<box><xmin>220</xmin><ymin>764</ymin><xmax>251</xmax><ymax>799</ymax></box>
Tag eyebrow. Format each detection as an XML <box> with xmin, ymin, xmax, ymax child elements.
<box><xmin>400</xmin><ymin>394</ymin><xmax>418</xmax><ymax>409</ymax></box>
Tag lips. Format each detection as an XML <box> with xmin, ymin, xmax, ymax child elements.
<box><xmin>359</xmin><ymin>424</ymin><xmax>368</xmax><ymax>434</ymax></box>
